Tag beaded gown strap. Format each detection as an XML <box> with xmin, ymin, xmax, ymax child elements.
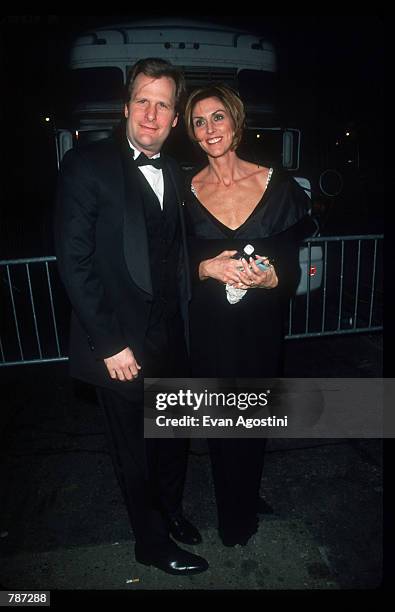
<box><xmin>265</xmin><ymin>167</ymin><xmax>274</xmax><ymax>188</ymax></box>
<box><xmin>191</xmin><ymin>167</ymin><xmax>273</xmax><ymax>195</ymax></box>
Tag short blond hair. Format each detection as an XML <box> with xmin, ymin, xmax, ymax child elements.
<box><xmin>125</xmin><ymin>57</ymin><xmax>186</xmax><ymax>114</ymax></box>
<box><xmin>184</xmin><ymin>83</ymin><xmax>245</xmax><ymax>150</ymax></box>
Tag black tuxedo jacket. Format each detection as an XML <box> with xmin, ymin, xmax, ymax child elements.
<box><xmin>54</xmin><ymin>129</ymin><xmax>191</xmax><ymax>396</ymax></box>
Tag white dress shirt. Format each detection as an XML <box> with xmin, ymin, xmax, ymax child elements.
<box><xmin>127</xmin><ymin>139</ymin><xmax>164</xmax><ymax>210</ymax></box>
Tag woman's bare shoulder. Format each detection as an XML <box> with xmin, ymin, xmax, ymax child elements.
<box><xmin>241</xmin><ymin>159</ymin><xmax>270</xmax><ymax>175</ymax></box>
<box><xmin>191</xmin><ymin>166</ymin><xmax>210</xmax><ymax>189</ymax></box>
<box><xmin>238</xmin><ymin>160</ymin><xmax>270</xmax><ymax>187</ymax></box>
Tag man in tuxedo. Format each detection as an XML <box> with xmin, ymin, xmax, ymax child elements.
<box><xmin>54</xmin><ymin>58</ymin><xmax>208</xmax><ymax>575</ymax></box>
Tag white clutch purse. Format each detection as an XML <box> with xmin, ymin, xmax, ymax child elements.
<box><xmin>225</xmin><ymin>284</ymin><xmax>247</xmax><ymax>304</ymax></box>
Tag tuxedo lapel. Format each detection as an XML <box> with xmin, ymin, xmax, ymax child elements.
<box><xmin>162</xmin><ymin>158</ymin><xmax>192</xmax><ymax>303</ymax></box>
<box><xmin>121</xmin><ymin>147</ymin><xmax>153</xmax><ymax>296</ymax></box>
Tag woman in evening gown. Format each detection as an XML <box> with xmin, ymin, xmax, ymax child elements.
<box><xmin>183</xmin><ymin>84</ymin><xmax>315</xmax><ymax>546</ymax></box>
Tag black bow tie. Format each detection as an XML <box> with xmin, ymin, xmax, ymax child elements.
<box><xmin>135</xmin><ymin>152</ymin><xmax>162</xmax><ymax>170</ymax></box>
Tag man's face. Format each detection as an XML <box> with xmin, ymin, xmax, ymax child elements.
<box><xmin>124</xmin><ymin>73</ymin><xmax>178</xmax><ymax>156</ymax></box>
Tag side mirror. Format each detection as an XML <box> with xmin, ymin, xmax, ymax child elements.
<box><xmin>282</xmin><ymin>131</ymin><xmax>294</xmax><ymax>168</ymax></box>
<box><xmin>282</xmin><ymin>129</ymin><xmax>301</xmax><ymax>171</ymax></box>
<box><xmin>55</xmin><ymin>130</ymin><xmax>74</xmax><ymax>169</ymax></box>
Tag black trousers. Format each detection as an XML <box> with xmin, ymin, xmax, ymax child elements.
<box><xmin>96</xmin><ymin>309</ymin><xmax>190</xmax><ymax>550</ymax></box>
<box><xmin>208</xmin><ymin>438</ymin><xmax>267</xmax><ymax>544</ymax></box>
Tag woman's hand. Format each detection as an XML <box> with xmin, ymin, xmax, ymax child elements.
<box><xmin>236</xmin><ymin>256</ymin><xmax>278</xmax><ymax>289</ymax></box>
<box><xmin>199</xmin><ymin>250</ymin><xmax>247</xmax><ymax>285</ymax></box>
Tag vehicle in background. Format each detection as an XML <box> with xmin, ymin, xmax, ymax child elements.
<box><xmin>55</xmin><ymin>19</ymin><xmax>323</xmax><ymax>294</ymax></box>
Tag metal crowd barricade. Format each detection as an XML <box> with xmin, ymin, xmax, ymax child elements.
<box><xmin>285</xmin><ymin>235</ymin><xmax>383</xmax><ymax>339</ymax></box>
<box><xmin>0</xmin><ymin>256</ymin><xmax>69</xmax><ymax>366</ymax></box>
<box><xmin>0</xmin><ymin>235</ymin><xmax>383</xmax><ymax>366</ymax></box>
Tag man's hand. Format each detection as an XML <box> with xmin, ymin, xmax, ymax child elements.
<box><xmin>104</xmin><ymin>347</ymin><xmax>142</xmax><ymax>382</ymax></box>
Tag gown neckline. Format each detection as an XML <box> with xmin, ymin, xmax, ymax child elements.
<box><xmin>190</xmin><ymin>168</ymin><xmax>274</xmax><ymax>237</ymax></box>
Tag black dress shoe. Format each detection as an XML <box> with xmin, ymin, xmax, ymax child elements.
<box><xmin>257</xmin><ymin>497</ymin><xmax>274</xmax><ymax>514</ymax></box>
<box><xmin>167</xmin><ymin>514</ymin><xmax>202</xmax><ymax>545</ymax></box>
<box><xmin>135</xmin><ymin>542</ymin><xmax>209</xmax><ymax>575</ymax></box>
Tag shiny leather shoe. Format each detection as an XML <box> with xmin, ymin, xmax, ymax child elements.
<box><xmin>258</xmin><ymin>496</ymin><xmax>274</xmax><ymax>514</ymax></box>
<box><xmin>167</xmin><ymin>514</ymin><xmax>202</xmax><ymax>545</ymax></box>
<box><xmin>135</xmin><ymin>542</ymin><xmax>209</xmax><ymax>575</ymax></box>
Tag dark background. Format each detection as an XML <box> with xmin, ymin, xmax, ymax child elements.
<box><xmin>0</xmin><ymin>16</ymin><xmax>389</xmax><ymax>594</ymax></box>
<box><xmin>0</xmin><ymin>14</ymin><xmax>385</xmax><ymax>256</ymax></box>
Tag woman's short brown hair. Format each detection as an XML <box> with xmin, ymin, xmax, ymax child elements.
<box><xmin>184</xmin><ymin>83</ymin><xmax>246</xmax><ymax>150</ymax></box>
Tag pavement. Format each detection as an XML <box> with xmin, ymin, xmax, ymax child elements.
<box><xmin>0</xmin><ymin>333</ymin><xmax>385</xmax><ymax>599</ymax></box>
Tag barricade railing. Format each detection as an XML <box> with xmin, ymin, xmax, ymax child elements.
<box><xmin>0</xmin><ymin>235</ymin><xmax>383</xmax><ymax>366</ymax></box>
<box><xmin>0</xmin><ymin>256</ymin><xmax>69</xmax><ymax>366</ymax></box>
<box><xmin>285</xmin><ymin>235</ymin><xmax>383</xmax><ymax>339</ymax></box>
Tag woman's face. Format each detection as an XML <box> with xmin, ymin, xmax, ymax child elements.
<box><xmin>191</xmin><ymin>96</ymin><xmax>235</xmax><ymax>158</ymax></box>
